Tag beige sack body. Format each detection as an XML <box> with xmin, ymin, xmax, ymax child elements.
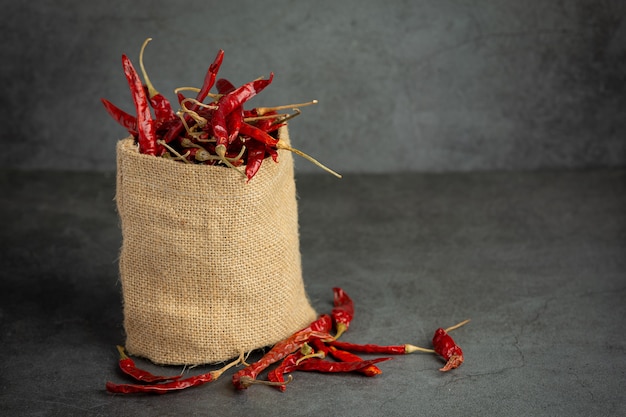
<box><xmin>115</xmin><ymin>126</ymin><xmax>317</xmax><ymax>365</ymax></box>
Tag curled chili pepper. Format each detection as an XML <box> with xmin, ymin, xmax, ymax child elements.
<box><xmin>432</xmin><ymin>319</ymin><xmax>469</xmax><ymax>372</ymax></box>
<box><xmin>331</xmin><ymin>287</ymin><xmax>354</xmax><ymax>340</ymax></box>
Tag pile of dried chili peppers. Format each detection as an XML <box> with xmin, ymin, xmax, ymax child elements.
<box><xmin>106</xmin><ymin>287</ymin><xmax>469</xmax><ymax>395</ymax></box>
<box><xmin>102</xmin><ymin>38</ymin><xmax>341</xmax><ymax>181</ymax></box>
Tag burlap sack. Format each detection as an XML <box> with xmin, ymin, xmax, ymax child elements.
<box><xmin>115</xmin><ymin>126</ymin><xmax>317</xmax><ymax>365</ymax></box>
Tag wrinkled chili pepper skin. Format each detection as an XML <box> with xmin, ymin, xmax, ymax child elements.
<box><xmin>115</xmin><ymin>345</ymin><xmax>181</xmax><ymax>383</ymax></box>
<box><xmin>310</xmin><ymin>338</ymin><xmax>381</xmax><ymax>376</ymax></box>
<box><xmin>162</xmin><ymin>49</ymin><xmax>224</xmax><ymax>144</ymax></box>
<box><xmin>244</xmin><ymin>138</ymin><xmax>267</xmax><ymax>181</ymax></box>
<box><xmin>239</xmin><ymin>122</ymin><xmax>279</xmax><ymax>147</ymax></box>
<box><xmin>232</xmin><ymin>328</ymin><xmax>332</xmax><ymax>390</ymax></box>
<box><xmin>101</xmin><ymin>99</ymin><xmax>138</xmax><ymax>136</ymax></box>
<box><xmin>328</xmin><ymin>340</ymin><xmax>408</xmax><ymax>355</ymax></box>
<box><xmin>212</xmin><ymin>74</ymin><xmax>274</xmax><ymax>153</ymax></box>
<box><xmin>326</xmin><ymin>346</ymin><xmax>383</xmax><ymax>377</ymax></box>
<box><xmin>295</xmin><ymin>357</ymin><xmax>391</xmax><ymax>373</ymax></box>
<box><xmin>106</xmin><ymin>372</ymin><xmax>215</xmax><ymax>394</ymax></box>
<box><xmin>307</xmin><ymin>314</ymin><xmax>333</xmax><ymax>333</ymax></box>
<box><xmin>266</xmin><ymin>351</ymin><xmax>304</xmax><ymax>391</ymax></box>
<box><xmin>196</xmin><ymin>49</ymin><xmax>225</xmax><ymax>103</ymax></box>
<box><xmin>121</xmin><ymin>55</ymin><xmax>158</xmax><ymax>156</ymax></box>
<box><xmin>149</xmin><ymin>93</ymin><xmax>177</xmax><ymax>125</ymax></box>
<box><xmin>432</xmin><ymin>328</ymin><xmax>464</xmax><ymax>372</ymax></box>
<box><xmin>331</xmin><ymin>287</ymin><xmax>355</xmax><ymax>338</ymax></box>
<box><xmin>232</xmin><ymin>315</ymin><xmax>332</xmax><ymax>390</ymax></box>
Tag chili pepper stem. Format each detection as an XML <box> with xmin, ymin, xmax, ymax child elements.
<box><xmin>138</xmin><ymin>38</ymin><xmax>159</xmax><ymax>98</ymax></box>
<box><xmin>157</xmin><ymin>140</ymin><xmax>192</xmax><ymax>164</ymax></box>
<box><xmin>274</xmin><ymin>109</ymin><xmax>302</xmax><ymax>125</ymax></box>
<box><xmin>445</xmin><ymin>319</ymin><xmax>471</xmax><ymax>333</ymax></box>
<box><xmin>254</xmin><ymin>100</ymin><xmax>318</xmax><ymax>116</ymax></box>
<box><xmin>215</xmin><ymin>144</ymin><xmax>247</xmax><ymax>178</ymax></box>
<box><xmin>404</xmin><ymin>344</ymin><xmax>436</xmax><ymax>354</ymax></box>
<box><xmin>210</xmin><ymin>351</ymin><xmax>246</xmax><ymax>380</ymax></box>
<box><xmin>116</xmin><ymin>345</ymin><xmax>130</xmax><ymax>360</ymax></box>
<box><xmin>295</xmin><ymin>351</ymin><xmax>325</xmax><ymax>365</ymax></box>
<box><xmin>275</xmin><ymin>141</ymin><xmax>342</xmax><ymax>178</ymax></box>
<box><xmin>333</xmin><ymin>323</ymin><xmax>348</xmax><ymax>340</ymax></box>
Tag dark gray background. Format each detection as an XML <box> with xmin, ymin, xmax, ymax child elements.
<box><xmin>2</xmin><ymin>0</ymin><xmax>625</xmax><ymax>173</ymax></box>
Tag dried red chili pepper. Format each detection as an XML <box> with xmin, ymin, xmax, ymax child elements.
<box><xmin>162</xmin><ymin>49</ymin><xmax>224</xmax><ymax>144</ymax></box>
<box><xmin>266</xmin><ymin>343</ymin><xmax>324</xmax><ymax>391</ymax></box>
<box><xmin>196</xmin><ymin>49</ymin><xmax>225</xmax><ymax>103</ymax></box>
<box><xmin>294</xmin><ymin>357</ymin><xmax>391</xmax><ymax>373</ymax></box>
<box><xmin>216</xmin><ymin>78</ymin><xmax>236</xmax><ymax>94</ymax></box>
<box><xmin>121</xmin><ymin>54</ymin><xmax>158</xmax><ymax>156</ymax></box>
<box><xmin>106</xmin><ymin>352</ymin><xmax>243</xmax><ymax>395</ymax></box>
<box><xmin>244</xmin><ymin>138</ymin><xmax>268</xmax><ymax>181</ymax></box>
<box><xmin>308</xmin><ymin>314</ymin><xmax>333</xmax><ymax>333</ymax></box>
<box><xmin>101</xmin><ymin>98</ymin><xmax>137</xmax><ymax>136</ymax></box>
<box><xmin>238</xmin><ymin>122</ymin><xmax>342</xmax><ymax>178</ymax></box>
<box><xmin>326</xmin><ymin>345</ymin><xmax>383</xmax><ymax>377</ymax></box>
<box><xmin>215</xmin><ymin>78</ymin><xmax>243</xmax><ymax>143</ymax></box>
<box><xmin>432</xmin><ymin>319</ymin><xmax>469</xmax><ymax>372</ymax></box>
<box><xmin>211</xmin><ymin>74</ymin><xmax>274</xmax><ymax>164</ymax></box>
<box><xmin>331</xmin><ymin>287</ymin><xmax>354</xmax><ymax>339</ymax></box>
<box><xmin>138</xmin><ymin>38</ymin><xmax>176</xmax><ymax>125</ymax></box>
<box><xmin>266</xmin><ymin>351</ymin><xmax>305</xmax><ymax>391</ymax></box>
<box><xmin>232</xmin><ymin>315</ymin><xmax>332</xmax><ymax>390</ymax></box>
<box><xmin>309</xmin><ymin>338</ymin><xmax>382</xmax><ymax>377</ymax></box>
<box><xmin>114</xmin><ymin>345</ymin><xmax>181</xmax><ymax>383</ymax></box>
<box><xmin>328</xmin><ymin>340</ymin><xmax>435</xmax><ymax>355</ymax></box>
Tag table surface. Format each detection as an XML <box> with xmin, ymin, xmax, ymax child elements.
<box><xmin>1</xmin><ymin>168</ymin><xmax>624</xmax><ymax>416</ymax></box>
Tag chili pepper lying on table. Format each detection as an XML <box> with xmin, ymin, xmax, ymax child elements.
<box><xmin>293</xmin><ymin>357</ymin><xmax>392</xmax><ymax>374</ymax></box>
<box><xmin>231</xmin><ymin>315</ymin><xmax>333</xmax><ymax>390</ymax></box>
<box><xmin>106</xmin><ymin>352</ymin><xmax>244</xmax><ymax>395</ymax></box>
<box><xmin>327</xmin><ymin>319</ymin><xmax>470</xmax><ymax>372</ymax></box>
<box><xmin>105</xmin><ymin>288</ymin><xmax>470</xmax><ymax>395</ymax></box>
<box><xmin>310</xmin><ymin>337</ymin><xmax>383</xmax><ymax>377</ymax></box>
<box><xmin>432</xmin><ymin>319</ymin><xmax>470</xmax><ymax>372</ymax></box>
<box><xmin>114</xmin><ymin>345</ymin><xmax>181</xmax><ymax>383</ymax></box>
<box><xmin>266</xmin><ymin>343</ymin><xmax>325</xmax><ymax>391</ymax></box>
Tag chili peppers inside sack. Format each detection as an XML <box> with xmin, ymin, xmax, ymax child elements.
<box><xmin>103</xmin><ymin>38</ymin><xmax>341</xmax><ymax>182</ymax></box>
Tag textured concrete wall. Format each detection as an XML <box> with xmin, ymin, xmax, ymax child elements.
<box><xmin>2</xmin><ymin>0</ymin><xmax>625</xmax><ymax>173</ymax></box>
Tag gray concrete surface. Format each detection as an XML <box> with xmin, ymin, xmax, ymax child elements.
<box><xmin>2</xmin><ymin>0</ymin><xmax>625</xmax><ymax>173</ymax></box>
<box><xmin>1</xmin><ymin>168</ymin><xmax>624</xmax><ymax>416</ymax></box>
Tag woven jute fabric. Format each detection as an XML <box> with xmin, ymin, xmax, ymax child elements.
<box><xmin>115</xmin><ymin>126</ymin><xmax>317</xmax><ymax>365</ymax></box>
